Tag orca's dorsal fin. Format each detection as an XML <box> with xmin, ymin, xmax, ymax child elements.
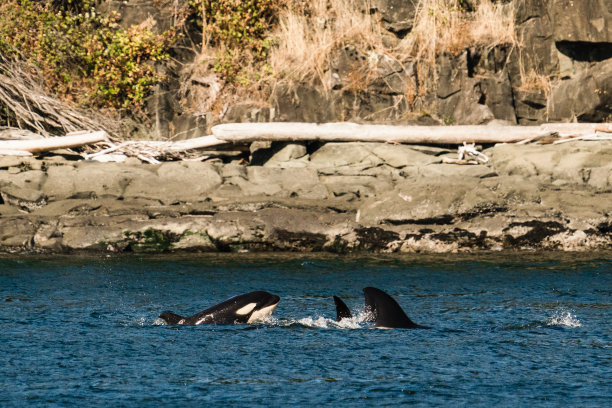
<box><xmin>333</xmin><ymin>296</ymin><xmax>352</xmax><ymax>321</ymax></box>
<box><xmin>159</xmin><ymin>311</ymin><xmax>186</xmax><ymax>325</ymax></box>
<box><xmin>363</xmin><ymin>287</ymin><xmax>377</xmax><ymax>321</ymax></box>
<box><xmin>363</xmin><ymin>287</ymin><xmax>425</xmax><ymax>329</ymax></box>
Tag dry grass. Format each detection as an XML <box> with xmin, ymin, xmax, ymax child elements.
<box><xmin>184</xmin><ymin>0</ymin><xmax>519</xmax><ymax>118</ymax></box>
<box><xmin>470</xmin><ymin>0</ymin><xmax>517</xmax><ymax>47</ymax></box>
<box><xmin>399</xmin><ymin>0</ymin><xmax>468</xmax><ymax>63</ymax></box>
<box><xmin>399</xmin><ymin>0</ymin><xmax>517</xmax><ymax>80</ymax></box>
<box><xmin>517</xmin><ymin>69</ymin><xmax>553</xmax><ymax>95</ymax></box>
<box><xmin>269</xmin><ymin>0</ymin><xmax>387</xmax><ymax>89</ymax></box>
<box><xmin>269</xmin><ymin>0</ymin><xmax>517</xmax><ymax>91</ymax></box>
<box><xmin>401</xmin><ymin>0</ymin><xmax>517</xmax><ymax>58</ymax></box>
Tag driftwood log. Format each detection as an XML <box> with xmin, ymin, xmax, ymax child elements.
<box><xmin>0</xmin><ymin>131</ymin><xmax>108</xmax><ymax>153</ymax></box>
<box><xmin>168</xmin><ymin>135</ymin><xmax>228</xmax><ymax>151</ymax></box>
<box><xmin>0</xmin><ymin>149</ymin><xmax>33</xmax><ymax>156</ymax></box>
<box><xmin>211</xmin><ymin>122</ymin><xmax>612</xmax><ymax>145</ymax></box>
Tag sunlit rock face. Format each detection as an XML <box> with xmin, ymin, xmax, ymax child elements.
<box><xmin>90</xmin><ymin>0</ymin><xmax>610</xmax><ymax>131</ymax></box>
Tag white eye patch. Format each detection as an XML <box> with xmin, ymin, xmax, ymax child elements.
<box><xmin>235</xmin><ymin>303</ymin><xmax>257</xmax><ymax>315</ymax></box>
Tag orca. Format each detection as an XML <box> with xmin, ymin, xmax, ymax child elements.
<box><xmin>333</xmin><ymin>295</ymin><xmax>352</xmax><ymax>321</ymax></box>
<box><xmin>159</xmin><ymin>290</ymin><xmax>280</xmax><ymax>325</ymax></box>
<box><xmin>363</xmin><ymin>287</ymin><xmax>429</xmax><ymax>329</ymax></box>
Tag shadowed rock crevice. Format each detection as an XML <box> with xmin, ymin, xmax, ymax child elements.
<box><xmin>429</xmin><ymin>229</ymin><xmax>489</xmax><ymax>249</ymax></box>
<box><xmin>503</xmin><ymin>221</ymin><xmax>567</xmax><ymax>248</ymax></box>
<box><xmin>355</xmin><ymin>227</ymin><xmax>400</xmax><ymax>251</ymax></box>
<box><xmin>597</xmin><ymin>222</ymin><xmax>612</xmax><ymax>236</ymax></box>
<box><xmin>459</xmin><ymin>205</ymin><xmax>509</xmax><ymax>221</ymax></box>
<box><xmin>556</xmin><ymin>41</ymin><xmax>612</xmax><ymax>62</ymax></box>
<box><xmin>272</xmin><ymin>229</ymin><xmax>328</xmax><ymax>252</ymax></box>
<box><xmin>385</xmin><ymin>215</ymin><xmax>455</xmax><ymax>226</ymax></box>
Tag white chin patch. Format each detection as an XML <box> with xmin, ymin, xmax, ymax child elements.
<box><xmin>247</xmin><ymin>303</ymin><xmax>279</xmax><ymax>323</ymax></box>
<box><xmin>235</xmin><ymin>303</ymin><xmax>257</xmax><ymax>316</ymax></box>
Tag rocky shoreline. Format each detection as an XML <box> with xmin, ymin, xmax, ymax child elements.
<box><xmin>1</xmin><ymin>139</ymin><xmax>611</xmax><ymax>254</ymax></box>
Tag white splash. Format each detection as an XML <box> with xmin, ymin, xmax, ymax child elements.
<box><xmin>291</xmin><ymin>310</ymin><xmax>372</xmax><ymax>329</ymax></box>
<box><xmin>334</xmin><ymin>315</ymin><xmax>364</xmax><ymax>329</ymax></box>
<box><xmin>251</xmin><ymin>314</ymin><xmax>279</xmax><ymax>325</ymax></box>
<box><xmin>547</xmin><ymin>311</ymin><xmax>582</xmax><ymax>328</ymax></box>
<box><xmin>297</xmin><ymin>316</ymin><xmax>332</xmax><ymax>328</ymax></box>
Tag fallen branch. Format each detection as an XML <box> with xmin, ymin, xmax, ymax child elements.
<box><xmin>458</xmin><ymin>142</ymin><xmax>489</xmax><ymax>163</ymax></box>
<box><xmin>553</xmin><ymin>132</ymin><xmax>612</xmax><ymax>144</ymax></box>
<box><xmin>516</xmin><ymin>132</ymin><xmax>559</xmax><ymax>145</ymax></box>
<box><xmin>442</xmin><ymin>157</ymin><xmax>480</xmax><ymax>165</ymax></box>
<box><xmin>0</xmin><ymin>56</ymin><xmax>119</xmax><ymax>138</ymax></box>
<box><xmin>442</xmin><ymin>142</ymin><xmax>489</xmax><ymax>165</ymax></box>
<box><xmin>541</xmin><ymin>123</ymin><xmax>612</xmax><ymax>137</ymax></box>
<box><xmin>83</xmin><ymin>135</ymin><xmax>235</xmax><ymax>163</ymax></box>
<box><xmin>0</xmin><ymin>131</ymin><xmax>108</xmax><ymax>153</ymax></box>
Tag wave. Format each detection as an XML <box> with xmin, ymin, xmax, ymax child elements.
<box><xmin>503</xmin><ymin>309</ymin><xmax>583</xmax><ymax>331</ymax></box>
<box><xmin>546</xmin><ymin>310</ymin><xmax>582</xmax><ymax>328</ymax></box>
<box><xmin>273</xmin><ymin>310</ymin><xmax>372</xmax><ymax>329</ymax></box>
<box><xmin>150</xmin><ymin>314</ymin><xmax>367</xmax><ymax>329</ymax></box>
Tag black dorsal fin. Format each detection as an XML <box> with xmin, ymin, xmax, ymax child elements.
<box><xmin>159</xmin><ymin>311</ymin><xmax>186</xmax><ymax>325</ymax></box>
<box><xmin>333</xmin><ymin>296</ymin><xmax>352</xmax><ymax>321</ymax></box>
<box><xmin>363</xmin><ymin>287</ymin><xmax>377</xmax><ymax>321</ymax></box>
<box><xmin>363</xmin><ymin>287</ymin><xmax>427</xmax><ymax>329</ymax></box>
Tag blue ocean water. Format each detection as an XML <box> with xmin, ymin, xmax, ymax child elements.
<box><xmin>0</xmin><ymin>253</ymin><xmax>610</xmax><ymax>407</ymax></box>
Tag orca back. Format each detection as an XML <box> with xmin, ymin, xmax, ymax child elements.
<box><xmin>178</xmin><ymin>290</ymin><xmax>280</xmax><ymax>325</ymax></box>
<box><xmin>363</xmin><ymin>287</ymin><xmax>426</xmax><ymax>329</ymax></box>
<box><xmin>333</xmin><ymin>296</ymin><xmax>352</xmax><ymax>321</ymax></box>
<box><xmin>159</xmin><ymin>311</ymin><xmax>185</xmax><ymax>325</ymax></box>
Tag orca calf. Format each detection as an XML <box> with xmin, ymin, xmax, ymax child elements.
<box><xmin>159</xmin><ymin>290</ymin><xmax>280</xmax><ymax>325</ymax></box>
<box><xmin>363</xmin><ymin>287</ymin><xmax>429</xmax><ymax>329</ymax></box>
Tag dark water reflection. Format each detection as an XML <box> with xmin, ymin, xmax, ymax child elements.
<box><xmin>0</xmin><ymin>253</ymin><xmax>610</xmax><ymax>406</ymax></box>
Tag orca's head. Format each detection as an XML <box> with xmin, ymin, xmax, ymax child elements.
<box><xmin>232</xmin><ymin>291</ymin><xmax>281</xmax><ymax>323</ymax></box>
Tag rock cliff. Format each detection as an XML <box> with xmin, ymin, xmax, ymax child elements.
<box><xmin>1</xmin><ymin>1</ymin><xmax>610</xmax><ymax>255</ymax></box>
<box><xmin>95</xmin><ymin>0</ymin><xmax>611</xmax><ymax>138</ymax></box>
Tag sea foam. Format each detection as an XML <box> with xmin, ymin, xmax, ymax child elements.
<box><xmin>547</xmin><ymin>310</ymin><xmax>582</xmax><ymax>328</ymax></box>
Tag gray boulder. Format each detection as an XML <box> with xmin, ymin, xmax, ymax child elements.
<box><xmin>370</xmin><ymin>0</ymin><xmax>418</xmax><ymax>38</ymax></box>
<box><xmin>550</xmin><ymin>0</ymin><xmax>612</xmax><ymax>43</ymax></box>
<box><xmin>548</xmin><ymin>59</ymin><xmax>612</xmax><ymax>122</ymax></box>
